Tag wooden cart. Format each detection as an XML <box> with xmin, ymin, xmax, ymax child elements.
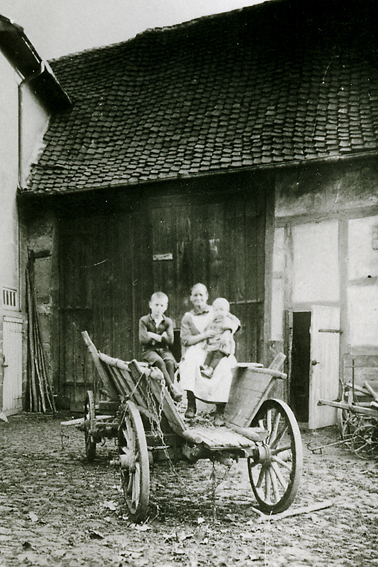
<box><xmin>81</xmin><ymin>331</ymin><xmax>303</xmax><ymax>522</ymax></box>
<box><xmin>318</xmin><ymin>399</ymin><xmax>378</xmax><ymax>459</ymax></box>
<box><xmin>316</xmin><ymin>355</ymin><xmax>378</xmax><ymax>459</ymax></box>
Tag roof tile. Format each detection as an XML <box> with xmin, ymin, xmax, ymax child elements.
<box><xmin>23</xmin><ymin>0</ymin><xmax>378</xmax><ymax>195</ymax></box>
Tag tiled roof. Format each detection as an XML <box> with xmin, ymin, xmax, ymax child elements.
<box><xmin>23</xmin><ymin>0</ymin><xmax>378</xmax><ymax>194</ymax></box>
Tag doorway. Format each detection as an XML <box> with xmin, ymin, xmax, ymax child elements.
<box><xmin>290</xmin><ymin>311</ymin><xmax>311</xmax><ymax>423</ymax></box>
<box><xmin>2</xmin><ymin>316</ymin><xmax>23</xmax><ymax>416</ymax></box>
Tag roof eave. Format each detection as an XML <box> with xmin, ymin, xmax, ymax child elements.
<box><xmin>0</xmin><ymin>14</ymin><xmax>71</xmax><ymax>111</ymax></box>
<box><xmin>18</xmin><ymin>149</ymin><xmax>378</xmax><ymax>199</ymax></box>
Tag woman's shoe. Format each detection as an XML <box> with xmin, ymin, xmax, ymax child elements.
<box><xmin>185</xmin><ymin>407</ymin><xmax>196</xmax><ymax>419</ymax></box>
<box><xmin>185</xmin><ymin>391</ymin><xmax>197</xmax><ymax>418</ymax></box>
<box><xmin>213</xmin><ymin>403</ymin><xmax>226</xmax><ymax>426</ymax></box>
<box><xmin>213</xmin><ymin>415</ymin><xmax>224</xmax><ymax>426</ymax></box>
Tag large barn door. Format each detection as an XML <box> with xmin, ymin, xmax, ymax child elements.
<box><xmin>58</xmin><ymin>185</ymin><xmax>267</xmax><ymax>410</ymax></box>
<box><xmin>150</xmin><ymin>192</ymin><xmax>266</xmax><ymax>363</ymax></box>
<box><xmin>59</xmin><ymin>211</ymin><xmax>151</xmax><ymax>410</ymax></box>
<box><xmin>308</xmin><ymin>305</ymin><xmax>340</xmax><ymax>429</ymax></box>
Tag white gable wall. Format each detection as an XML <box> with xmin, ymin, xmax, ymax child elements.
<box><xmin>0</xmin><ymin>56</ymin><xmax>18</xmax><ymax>296</ymax></box>
<box><xmin>0</xmin><ymin>54</ymin><xmax>51</xmax><ymax>415</ymax></box>
<box><xmin>0</xmin><ymin>55</ymin><xmax>21</xmax><ymax>415</ymax></box>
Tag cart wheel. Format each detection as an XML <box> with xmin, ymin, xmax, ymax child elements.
<box><xmin>118</xmin><ymin>400</ymin><xmax>150</xmax><ymax>523</ymax></box>
<box><xmin>84</xmin><ymin>391</ymin><xmax>97</xmax><ymax>462</ymax></box>
<box><xmin>338</xmin><ymin>409</ymin><xmax>361</xmax><ymax>440</ymax></box>
<box><xmin>351</xmin><ymin>422</ymin><xmax>378</xmax><ymax>459</ymax></box>
<box><xmin>247</xmin><ymin>399</ymin><xmax>303</xmax><ymax>514</ymax></box>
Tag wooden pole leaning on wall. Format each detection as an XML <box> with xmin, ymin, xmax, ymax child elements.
<box><xmin>26</xmin><ymin>252</ymin><xmax>56</xmax><ymax>413</ymax></box>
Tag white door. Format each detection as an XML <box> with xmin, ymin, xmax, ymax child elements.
<box><xmin>308</xmin><ymin>305</ymin><xmax>340</xmax><ymax>430</ymax></box>
<box><xmin>2</xmin><ymin>317</ymin><xmax>23</xmax><ymax>416</ymax></box>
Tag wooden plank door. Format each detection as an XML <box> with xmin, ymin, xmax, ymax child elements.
<box><xmin>150</xmin><ymin>193</ymin><xmax>266</xmax><ymax>363</ymax></box>
<box><xmin>2</xmin><ymin>316</ymin><xmax>23</xmax><ymax>415</ymax></box>
<box><xmin>59</xmin><ymin>211</ymin><xmax>152</xmax><ymax>409</ymax></box>
<box><xmin>59</xmin><ymin>222</ymin><xmax>95</xmax><ymax>409</ymax></box>
<box><xmin>308</xmin><ymin>305</ymin><xmax>340</xmax><ymax>429</ymax></box>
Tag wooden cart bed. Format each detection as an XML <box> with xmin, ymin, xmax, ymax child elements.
<box><xmin>78</xmin><ymin>331</ymin><xmax>303</xmax><ymax>521</ymax></box>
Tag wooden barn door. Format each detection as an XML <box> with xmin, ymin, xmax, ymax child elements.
<box><xmin>59</xmin><ymin>211</ymin><xmax>151</xmax><ymax>410</ymax></box>
<box><xmin>150</xmin><ymin>192</ymin><xmax>266</xmax><ymax>362</ymax></box>
<box><xmin>59</xmin><ymin>187</ymin><xmax>267</xmax><ymax>410</ymax></box>
<box><xmin>59</xmin><ymin>222</ymin><xmax>95</xmax><ymax>409</ymax></box>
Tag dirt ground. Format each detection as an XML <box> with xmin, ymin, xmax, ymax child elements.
<box><xmin>1</xmin><ymin>411</ymin><xmax>378</xmax><ymax>567</ymax></box>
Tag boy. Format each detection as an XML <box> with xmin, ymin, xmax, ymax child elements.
<box><xmin>139</xmin><ymin>292</ymin><xmax>181</xmax><ymax>402</ymax></box>
<box><xmin>201</xmin><ymin>297</ymin><xmax>237</xmax><ymax>378</ymax></box>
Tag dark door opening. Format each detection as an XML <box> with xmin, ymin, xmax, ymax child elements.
<box><xmin>291</xmin><ymin>311</ymin><xmax>311</xmax><ymax>423</ymax></box>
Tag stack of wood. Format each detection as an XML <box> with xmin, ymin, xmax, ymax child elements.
<box><xmin>26</xmin><ymin>260</ymin><xmax>56</xmax><ymax>413</ymax></box>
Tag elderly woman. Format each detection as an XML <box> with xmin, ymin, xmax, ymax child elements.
<box><xmin>179</xmin><ymin>283</ymin><xmax>240</xmax><ymax>421</ymax></box>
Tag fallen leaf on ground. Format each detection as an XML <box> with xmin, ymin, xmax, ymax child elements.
<box><xmin>87</xmin><ymin>529</ymin><xmax>105</xmax><ymax>539</ymax></box>
<box><xmin>133</xmin><ymin>524</ymin><xmax>151</xmax><ymax>531</ymax></box>
<box><xmin>103</xmin><ymin>500</ymin><xmax>117</xmax><ymax>510</ymax></box>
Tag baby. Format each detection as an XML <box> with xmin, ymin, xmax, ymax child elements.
<box><xmin>201</xmin><ymin>297</ymin><xmax>237</xmax><ymax>378</ymax></box>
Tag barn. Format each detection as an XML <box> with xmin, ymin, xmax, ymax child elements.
<box><xmin>17</xmin><ymin>0</ymin><xmax>378</xmax><ymax>425</ymax></box>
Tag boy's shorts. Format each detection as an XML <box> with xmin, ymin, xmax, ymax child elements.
<box><xmin>142</xmin><ymin>349</ymin><xmax>176</xmax><ymax>366</ymax></box>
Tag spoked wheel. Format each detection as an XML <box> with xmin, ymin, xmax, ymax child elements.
<box><xmin>118</xmin><ymin>400</ymin><xmax>150</xmax><ymax>523</ymax></box>
<box><xmin>247</xmin><ymin>399</ymin><xmax>303</xmax><ymax>514</ymax></box>
<box><xmin>84</xmin><ymin>390</ymin><xmax>97</xmax><ymax>461</ymax></box>
<box><xmin>338</xmin><ymin>408</ymin><xmax>361</xmax><ymax>440</ymax></box>
<box><xmin>351</xmin><ymin>422</ymin><xmax>378</xmax><ymax>460</ymax></box>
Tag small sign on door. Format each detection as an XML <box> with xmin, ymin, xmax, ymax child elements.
<box><xmin>153</xmin><ymin>253</ymin><xmax>173</xmax><ymax>261</ymax></box>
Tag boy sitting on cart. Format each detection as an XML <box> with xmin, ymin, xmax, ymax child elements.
<box><xmin>139</xmin><ymin>292</ymin><xmax>182</xmax><ymax>402</ymax></box>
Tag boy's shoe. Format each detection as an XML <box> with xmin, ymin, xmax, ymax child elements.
<box><xmin>169</xmin><ymin>385</ymin><xmax>182</xmax><ymax>403</ymax></box>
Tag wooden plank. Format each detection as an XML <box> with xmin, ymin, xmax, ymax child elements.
<box><xmin>81</xmin><ymin>331</ymin><xmax>119</xmax><ymax>401</ymax></box>
<box><xmin>145</xmin><ymin>369</ymin><xmax>187</xmax><ymax>436</ymax></box>
<box><xmin>224</xmin><ymin>367</ymin><xmax>284</xmax><ymax>427</ymax></box>
<box><xmin>318</xmin><ymin>399</ymin><xmax>378</xmax><ymax>417</ymax></box>
<box><xmin>268</xmin><ymin>353</ymin><xmax>286</xmax><ymax>371</ymax></box>
<box><xmin>127</xmin><ymin>361</ymin><xmax>160</xmax><ymax>410</ymax></box>
<box><xmin>226</xmin><ymin>423</ymin><xmax>268</xmax><ymax>442</ymax></box>
<box><xmin>117</xmin><ymin>213</ymin><xmax>134</xmax><ymax>361</ymax></box>
<box><xmin>344</xmin><ymin>355</ymin><xmax>378</xmax><ymax>368</ymax></box>
<box><xmin>98</xmin><ymin>401</ymin><xmax>119</xmax><ymax>412</ymax></box>
<box><xmin>115</xmin><ymin>366</ymin><xmax>149</xmax><ymax>410</ymax></box>
<box><xmin>255</xmin><ymin>500</ymin><xmax>333</xmax><ymax>521</ymax></box>
<box><xmin>60</xmin><ymin>417</ymin><xmax>85</xmax><ymax>426</ymax></box>
<box><xmin>131</xmin><ymin>209</ymin><xmax>153</xmax><ymax>358</ymax></box>
<box><xmin>128</xmin><ymin>360</ymin><xmax>187</xmax><ymax>436</ymax></box>
<box><xmin>98</xmin><ymin>351</ymin><xmax>129</xmax><ymax>371</ymax></box>
<box><xmin>102</xmin><ymin>364</ymin><xmax>124</xmax><ymax>397</ymax></box>
<box><xmin>364</xmin><ymin>381</ymin><xmax>378</xmax><ymax>401</ymax></box>
<box><xmin>96</xmin><ymin>349</ymin><xmax>150</xmax><ymax>409</ymax></box>
<box><xmin>187</xmin><ymin>426</ymin><xmax>255</xmax><ymax>449</ymax></box>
